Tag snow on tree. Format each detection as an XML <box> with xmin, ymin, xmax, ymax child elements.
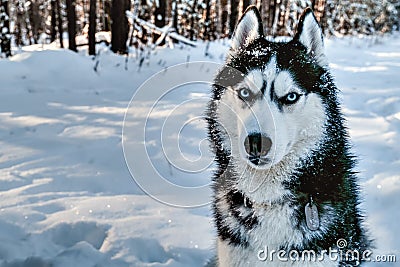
<box><xmin>325</xmin><ymin>0</ymin><xmax>399</xmax><ymax>36</ymax></box>
<box><xmin>0</xmin><ymin>0</ymin><xmax>399</xmax><ymax>56</ymax></box>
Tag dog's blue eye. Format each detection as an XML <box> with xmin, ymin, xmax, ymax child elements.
<box><xmin>239</xmin><ymin>88</ymin><xmax>251</xmax><ymax>100</ymax></box>
<box><xmin>283</xmin><ymin>92</ymin><xmax>300</xmax><ymax>104</ymax></box>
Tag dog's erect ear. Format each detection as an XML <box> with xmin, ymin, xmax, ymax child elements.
<box><xmin>294</xmin><ymin>8</ymin><xmax>327</xmax><ymax>66</ymax></box>
<box><xmin>231</xmin><ymin>6</ymin><xmax>263</xmax><ymax>50</ymax></box>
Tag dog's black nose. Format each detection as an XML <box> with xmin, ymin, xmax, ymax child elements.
<box><xmin>244</xmin><ymin>133</ymin><xmax>272</xmax><ymax>159</ymax></box>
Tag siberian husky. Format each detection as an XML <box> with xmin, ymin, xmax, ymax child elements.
<box><xmin>206</xmin><ymin>6</ymin><xmax>371</xmax><ymax>267</ymax></box>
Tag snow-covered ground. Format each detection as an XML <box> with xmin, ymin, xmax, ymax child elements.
<box><xmin>0</xmin><ymin>35</ymin><xmax>399</xmax><ymax>266</ymax></box>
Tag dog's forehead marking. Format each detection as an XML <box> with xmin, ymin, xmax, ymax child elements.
<box><xmin>241</xmin><ymin>56</ymin><xmax>278</xmax><ymax>95</ymax></box>
<box><xmin>261</xmin><ymin>56</ymin><xmax>300</xmax><ymax>98</ymax></box>
<box><xmin>263</xmin><ymin>56</ymin><xmax>278</xmax><ymax>80</ymax></box>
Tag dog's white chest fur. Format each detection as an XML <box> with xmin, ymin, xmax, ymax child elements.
<box><xmin>216</xmin><ymin>201</ymin><xmax>338</xmax><ymax>267</ymax></box>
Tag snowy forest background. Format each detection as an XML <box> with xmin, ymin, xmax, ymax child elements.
<box><xmin>0</xmin><ymin>1</ymin><xmax>400</xmax><ymax>267</ymax></box>
<box><xmin>0</xmin><ymin>0</ymin><xmax>400</xmax><ymax>57</ymax></box>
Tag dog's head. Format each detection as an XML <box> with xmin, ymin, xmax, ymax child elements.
<box><xmin>213</xmin><ymin>6</ymin><xmax>331</xmax><ymax>170</ymax></box>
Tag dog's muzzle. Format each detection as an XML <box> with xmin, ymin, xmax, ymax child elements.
<box><xmin>244</xmin><ymin>133</ymin><xmax>272</xmax><ymax>166</ymax></box>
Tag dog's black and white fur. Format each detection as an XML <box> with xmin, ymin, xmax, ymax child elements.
<box><xmin>206</xmin><ymin>6</ymin><xmax>371</xmax><ymax>267</ymax></box>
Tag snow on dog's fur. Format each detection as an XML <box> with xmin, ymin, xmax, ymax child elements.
<box><xmin>206</xmin><ymin>6</ymin><xmax>371</xmax><ymax>267</ymax></box>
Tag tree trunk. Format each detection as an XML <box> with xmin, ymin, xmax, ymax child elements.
<box><xmin>172</xmin><ymin>0</ymin><xmax>178</xmax><ymax>30</ymax></box>
<box><xmin>15</xmin><ymin>9</ymin><xmax>23</xmax><ymax>47</ymax></box>
<box><xmin>154</xmin><ymin>0</ymin><xmax>166</xmax><ymax>44</ymax></box>
<box><xmin>51</xmin><ymin>0</ymin><xmax>57</xmax><ymax>42</ymax></box>
<box><xmin>137</xmin><ymin>0</ymin><xmax>149</xmax><ymax>44</ymax></box>
<box><xmin>189</xmin><ymin>0</ymin><xmax>198</xmax><ymax>40</ymax></box>
<box><xmin>104</xmin><ymin>0</ymin><xmax>111</xmax><ymax>31</ymax></box>
<box><xmin>261</xmin><ymin>0</ymin><xmax>268</xmax><ymax>33</ymax></box>
<box><xmin>283</xmin><ymin>0</ymin><xmax>291</xmax><ymax>35</ymax></box>
<box><xmin>204</xmin><ymin>0</ymin><xmax>211</xmax><ymax>40</ymax></box>
<box><xmin>56</xmin><ymin>0</ymin><xmax>64</xmax><ymax>48</ymax></box>
<box><xmin>29</xmin><ymin>1</ymin><xmax>40</xmax><ymax>44</ymax></box>
<box><xmin>263</xmin><ymin>0</ymin><xmax>276</xmax><ymax>36</ymax></box>
<box><xmin>0</xmin><ymin>0</ymin><xmax>11</xmax><ymax>57</ymax></box>
<box><xmin>276</xmin><ymin>0</ymin><xmax>287</xmax><ymax>36</ymax></box>
<box><xmin>154</xmin><ymin>0</ymin><xmax>166</xmax><ymax>28</ymax></box>
<box><xmin>111</xmin><ymin>0</ymin><xmax>130</xmax><ymax>54</ymax></box>
<box><xmin>220</xmin><ymin>0</ymin><xmax>228</xmax><ymax>37</ymax></box>
<box><xmin>88</xmin><ymin>0</ymin><xmax>96</xmax><ymax>55</ymax></box>
<box><xmin>229</xmin><ymin>0</ymin><xmax>239</xmax><ymax>37</ymax></box>
<box><xmin>270</xmin><ymin>0</ymin><xmax>278</xmax><ymax>36</ymax></box>
<box><xmin>242</xmin><ymin>0</ymin><xmax>250</xmax><ymax>13</ymax></box>
<box><xmin>66</xmin><ymin>0</ymin><xmax>77</xmax><ymax>51</ymax></box>
<box><xmin>100</xmin><ymin>0</ymin><xmax>111</xmax><ymax>31</ymax></box>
